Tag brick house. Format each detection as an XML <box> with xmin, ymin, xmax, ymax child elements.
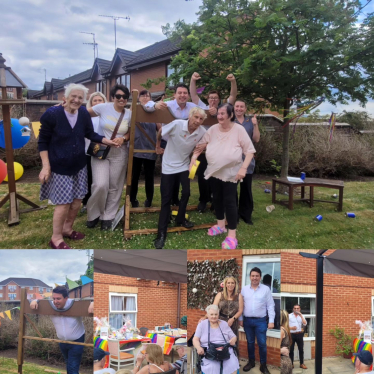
<box><xmin>187</xmin><ymin>249</ymin><xmax>281</xmax><ymax>367</ymax></box>
<box><xmin>94</xmin><ymin>272</ymin><xmax>187</xmax><ymax>331</ymax></box>
<box><xmin>280</xmin><ymin>249</ymin><xmax>374</xmax><ymax>361</ymax></box>
<box><xmin>30</xmin><ymin>38</ymin><xmax>180</xmax><ymax>102</ymax></box>
<box><xmin>0</xmin><ymin>277</ymin><xmax>52</xmax><ymax>301</ymax></box>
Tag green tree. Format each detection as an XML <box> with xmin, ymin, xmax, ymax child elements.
<box><xmin>165</xmin><ymin>0</ymin><xmax>374</xmax><ymax>177</ymax></box>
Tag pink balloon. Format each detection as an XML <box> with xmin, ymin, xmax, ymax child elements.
<box><xmin>0</xmin><ymin>159</ymin><xmax>7</xmax><ymax>184</ymax></box>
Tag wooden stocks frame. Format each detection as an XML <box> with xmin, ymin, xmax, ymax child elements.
<box><xmin>123</xmin><ymin>89</ymin><xmax>217</xmax><ymax>239</ymax></box>
<box><xmin>17</xmin><ymin>288</ymin><xmax>93</xmax><ymax>374</ymax></box>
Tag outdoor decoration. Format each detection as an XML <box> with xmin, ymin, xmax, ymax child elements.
<box><xmin>0</xmin><ymin>118</ymin><xmax>30</xmax><ymax>149</ymax></box>
<box><xmin>4</xmin><ymin>162</ymin><xmax>24</xmax><ymax>181</ymax></box>
<box><xmin>0</xmin><ymin>306</ymin><xmax>20</xmax><ymax>324</ymax></box>
<box><xmin>0</xmin><ymin>159</ymin><xmax>7</xmax><ymax>183</ymax></box>
<box><xmin>355</xmin><ymin>320</ymin><xmax>373</xmax><ymax>342</ymax></box>
<box><xmin>329</xmin><ymin>112</ymin><xmax>337</xmax><ymax>143</ymax></box>
<box><xmin>187</xmin><ymin>258</ymin><xmax>239</xmax><ymax>309</ymax></box>
<box><xmin>94</xmin><ymin>316</ymin><xmax>111</xmax><ymax>336</ymax></box>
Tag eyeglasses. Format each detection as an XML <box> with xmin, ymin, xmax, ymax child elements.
<box><xmin>115</xmin><ymin>94</ymin><xmax>127</xmax><ymax>100</ymax></box>
<box><xmin>139</xmin><ymin>95</ymin><xmax>150</xmax><ymax>98</ymax></box>
<box><xmin>208</xmin><ymin>97</ymin><xmax>220</xmax><ymax>101</ymax></box>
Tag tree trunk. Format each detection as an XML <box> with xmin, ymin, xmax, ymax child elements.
<box><xmin>280</xmin><ymin>98</ymin><xmax>291</xmax><ymax>178</ymax></box>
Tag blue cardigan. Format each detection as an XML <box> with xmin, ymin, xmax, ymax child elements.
<box><xmin>38</xmin><ymin>106</ymin><xmax>104</xmax><ymax>176</ymax></box>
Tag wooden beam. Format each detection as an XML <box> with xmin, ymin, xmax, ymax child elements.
<box><xmin>23</xmin><ymin>336</ymin><xmax>93</xmax><ymax>347</ymax></box>
<box><xmin>24</xmin><ymin>314</ymin><xmax>43</xmax><ymax>338</ymax></box>
<box><xmin>17</xmin><ymin>289</ymin><xmax>27</xmax><ymax>374</ymax></box>
<box><xmin>23</xmin><ymin>299</ymin><xmax>93</xmax><ymax>317</ymax></box>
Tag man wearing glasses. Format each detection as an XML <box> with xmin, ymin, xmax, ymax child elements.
<box><xmin>289</xmin><ymin>304</ymin><xmax>308</xmax><ymax>369</ymax></box>
<box><xmin>189</xmin><ymin>72</ymin><xmax>238</xmax><ymax>212</ymax></box>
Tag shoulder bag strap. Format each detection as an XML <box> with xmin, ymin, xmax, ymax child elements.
<box><xmin>110</xmin><ymin>109</ymin><xmax>125</xmax><ymax>140</ymax></box>
<box><xmin>208</xmin><ymin>320</ymin><xmax>210</xmax><ymax>344</ymax></box>
<box><xmin>218</xmin><ymin>323</ymin><xmax>228</xmax><ymax>344</ymax></box>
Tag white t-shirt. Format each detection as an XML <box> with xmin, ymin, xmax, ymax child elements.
<box><xmin>85</xmin><ymin>117</ymin><xmax>102</xmax><ymax>154</ymax></box>
<box><xmin>50</xmin><ymin>299</ymin><xmax>85</xmax><ymax>341</ymax></box>
<box><xmin>161</xmin><ymin>119</ymin><xmax>206</xmax><ymax>174</ymax></box>
<box><xmin>94</xmin><ymin>368</ymin><xmax>116</xmax><ymax>374</ymax></box>
<box><xmin>92</xmin><ymin>103</ymin><xmax>131</xmax><ymax>139</ymax></box>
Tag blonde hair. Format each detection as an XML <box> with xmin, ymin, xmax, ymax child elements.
<box><xmin>280</xmin><ymin>309</ymin><xmax>292</xmax><ymax>344</ymax></box>
<box><xmin>87</xmin><ymin>91</ymin><xmax>107</xmax><ymax>109</ymax></box>
<box><xmin>146</xmin><ymin>343</ymin><xmax>164</xmax><ymax>366</ymax></box>
<box><xmin>189</xmin><ymin>106</ymin><xmax>207</xmax><ymax>120</ymax></box>
<box><xmin>222</xmin><ymin>276</ymin><xmax>239</xmax><ymax>300</ymax></box>
<box><xmin>64</xmin><ymin>83</ymin><xmax>89</xmax><ymax>101</ymax></box>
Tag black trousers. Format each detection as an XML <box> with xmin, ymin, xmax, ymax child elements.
<box><xmin>238</xmin><ymin>173</ymin><xmax>254</xmax><ymax>222</ymax></box>
<box><xmin>130</xmin><ymin>156</ymin><xmax>156</xmax><ymax>204</ymax></box>
<box><xmin>210</xmin><ymin>177</ymin><xmax>238</xmax><ymax>230</ymax></box>
<box><xmin>197</xmin><ymin>153</ymin><xmax>212</xmax><ymax>204</ymax></box>
<box><xmin>158</xmin><ymin>171</ymin><xmax>190</xmax><ymax>234</ymax></box>
<box><xmin>82</xmin><ymin>155</ymin><xmax>92</xmax><ymax>206</ymax></box>
<box><xmin>290</xmin><ymin>333</ymin><xmax>305</xmax><ymax>365</ymax></box>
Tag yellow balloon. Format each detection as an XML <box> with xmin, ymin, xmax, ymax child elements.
<box><xmin>4</xmin><ymin>162</ymin><xmax>24</xmax><ymax>182</ymax></box>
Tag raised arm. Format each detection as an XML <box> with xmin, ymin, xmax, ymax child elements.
<box><xmin>189</xmin><ymin>72</ymin><xmax>201</xmax><ymax>105</ymax></box>
<box><xmin>87</xmin><ymin>107</ymin><xmax>98</xmax><ymax>117</ymax></box>
<box><xmin>226</xmin><ymin>74</ymin><xmax>237</xmax><ymax>104</ymax></box>
<box><xmin>252</xmin><ymin>114</ymin><xmax>260</xmax><ymax>143</ymax></box>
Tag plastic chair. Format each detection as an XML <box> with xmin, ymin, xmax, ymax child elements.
<box><xmin>107</xmin><ymin>338</ymin><xmax>135</xmax><ymax>371</ymax></box>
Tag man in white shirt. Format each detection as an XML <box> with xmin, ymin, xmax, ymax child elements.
<box><xmin>30</xmin><ymin>286</ymin><xmax>93</xmax><ymax>374</ymax></box>
<box><xmin>353</xmin><ymin>350</ymin><xmax>374</xmax><ymax>373</ymax></box>
<box><xmin>189</xmin><ymin>72</ymin><xmax>237</xmax><ymax>212</ymax></box>
<box><xmin>154</xmin><ymin>107</ymin><xmax>207</xmax><ymax>249</ymax></box>
<box><xmin>241</xmin><ymin>267</ymin><xmax>275</xmax><ymax>374</ymax></box>
<box><xmin>289</xmin><ymin>304</ymin><xmax>308</xmax><ymax>369</ymax></box>
<box><xmin>94</xmin><ymin>348</ymin><xmax>116</xmax><ymax>374</ymax></box>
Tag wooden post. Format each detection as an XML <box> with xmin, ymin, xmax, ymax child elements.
<box><xmin>17</xmin><ymin>288</ymin><xmax>27</xmax><ymax>374</ymax></box>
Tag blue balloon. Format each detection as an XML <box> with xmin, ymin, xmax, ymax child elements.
<box><xmin>0</xmin><ymin>118</ymin><xmax>30</xmax><ymax>149</ymax></box>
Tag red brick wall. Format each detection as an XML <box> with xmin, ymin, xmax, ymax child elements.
<box><xmin>187</xmin><ymin>250</ymin><xmax>280</xmax><ymax>367</ymax></box>
<box><xmin>281</xmin><ymin>250</ymin><xmax>374</xmax><ymax>358</ymax></box>
<box><xmin>0</xmin><ymin>282</ymin><xmax>47</xmax><ymax>301</ymax></box>
<box><xmin>94</xmin><ymin>272</ymin><xmax>187</xmax><ymax>329</ymax></box>
<box><xmin>131</xmin><ymin>62</ymin><xmax>167</xmax><ymax>93</ymax></box>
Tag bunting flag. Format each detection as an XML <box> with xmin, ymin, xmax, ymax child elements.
<box><xmin>4</xmin><ymin>310</ymin><xmax>12</xmax><ymax>320</ymax></box>
<box><xmin>80</xmin><ymin>275</ymin><xmax>94</xmax><ymax>285</ymax></box>
<box><xmin>147</xmin><ymin>333</ymin><xmax>157</xmax><ymax>343</ymax></box>
<box><xmin>196</xmin><ymin>86</ymin><xmax>206</xmax><ymax>95</ymax></box>
<box><xmin>66</xmin><ymin>277</ymin><xmax>79</xmax><ymax>290</ymax></box>
<box><xmin>163</xmin><ymin>335</ymin><xmax>176</xmax><ymax>355</ymax></box>
<box><xmin>0</xmin><ymin>312</ymin><xmax>4</xmax><ymax>318</ymax></box>
<box><xmin>328</xmin><ymin>112</ymin><xmax>337</xmax><ymax>143</ymax></box>
<box><xmin>0</xmin><ymin>307</ymin><xmax>20</xmax><ymax>321</ymax></box>
<box><xmin>54</xmin><ymin>283</ymin><xmax>60</xmax><ymax>288</ymax></box>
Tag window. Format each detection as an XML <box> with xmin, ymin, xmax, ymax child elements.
<box><xmin>115</xmin><ymin>74</ymin><xmax>130</xmax><ymax>89</ymax></box>
<box><xmin>281</xmin><ymin>293</ymin><xmax>316</xmax><ymax>340</ymax></box>
<box><xmin>0</xmin><ymin>294</ymin><xmax>3</xmax><ymax>298</ymax></box>
<box><xmin>167</xmin><ymin>64</ymin><xmax>183</xmax><ymax>87</ymax></box>
<box><xmin>0</xmin><ymin>286</ymin><xmax>3</xmax><ymax>290</ymax></box>
<box><xmin>242</xmin><ymin>255</ymin><xmax>281</xmax><ymax>337</ymax></box>
<box><xmin>8</xmin><ymin>285</ymin><xmax>16</xmax><ymax>292</ymax></box>
<box><xmin>53</xmin><ymin>93</ymin><xmax>58</xmax><ymax>100</ymax></box>
<box><xmin>39</xmin><ymin>287</ymin><xmax>43</xmax><ymax>293</ymax></box>
<box><xmin>29</xmin><ymin>287</ymin><xmax>33</xmax><ymax>290</ymax></box>
<box><xmin>47</xmin><ymin>288</ymin><xmax>51</xmax><ymax>292</ymax></box>
<box><xmin>109</xmin><ymin>293</ymin><xmax>137</xmax><ymax>330</ymax></box>
<box><xmin>9</xmin><ymin>293</ymin><xmax>16</xmax><ymax>300</ymax></box>
<box><xmin>372</xmin><ymin>297</ymin><xmax>374</xmax><ymax>326</ymax></box>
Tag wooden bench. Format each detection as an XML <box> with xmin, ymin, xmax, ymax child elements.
<box><xmin>272</xmin><ymin>177</ymin><xmax>344</xmax><ymax>211</ymax></box>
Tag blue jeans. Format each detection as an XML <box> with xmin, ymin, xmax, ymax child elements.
<box><xmin>243</xmin><ymin>317</ymin><xmax>267</xmax><ymax>364</ymax></box>
<box><xmin>59</xmin><ymin>334</ymin><xmax>85</xmax><ymax>374</ymax></box>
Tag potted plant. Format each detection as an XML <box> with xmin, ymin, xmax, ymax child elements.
<box><xmin>329</xmin><ymin>327</ymin><xmax>353</xmax><ymax>358</ymax></box>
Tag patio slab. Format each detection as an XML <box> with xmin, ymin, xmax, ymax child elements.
<box><xmin>291</xmin><ymin>356</ymin><xmax>354</xmax><ymax>374</ymax></box>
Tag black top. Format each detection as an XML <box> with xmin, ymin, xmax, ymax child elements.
<box><xmin>38</xmin><ymin>106</ymin><xmax>104</xmax><ymax>175</ymax></box>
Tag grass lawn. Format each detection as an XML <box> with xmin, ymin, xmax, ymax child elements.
<box><xmin>0</xmin><ymin>178</ymin><xmax>373</xmax><ymax>249</ymax></box>
<box><xmin>0</xmin><ymin>356</ymin><xmax>65</xmax><ymax>374</ymax></box>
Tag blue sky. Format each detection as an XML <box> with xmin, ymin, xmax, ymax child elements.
<box><xmin>2</xmin><ymin>0</ymin><xmax>374</xmax><ymax>115</ymax></box>
<box><xmin>0</xmin><ymin>250</ymin><xmax>90</xmax><ymax>286</ymax></box>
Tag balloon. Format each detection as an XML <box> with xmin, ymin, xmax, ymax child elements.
<box><xmin>0</xmin><ymin>160</ymin><xmax>6</xmax><ymax>183</ymax></box>
<box><xmin>18</xmin><ymin>117</ymin><xmax>30</xmax><ymax>126</ymax></box>
<box><xmin>4</xmin><ymin>162</ymin><xmax>24</xmax><ymax>181</ymax></box>
<box><xmin>0</xmin><ymin>118</ymin><xmax>31</xmax><ymax>149</ymax></box>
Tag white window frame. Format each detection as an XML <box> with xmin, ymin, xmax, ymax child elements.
<box><xmin>39</xmin><ymin>287</ymin><xmax>43</xmax><ymax>293</ymax></box>
<box><xmin>0</xmin><ymin>286</ymin><xmax>3</xmax><ymax>290</ymax></box>
<box><xmin>281</xmin><ymin>292</ymin><xmax>316</xmax><ymax>341</ymax></box>
<box><xmin>9</xmin><ymin>293</ymin><xmax>17</xmax><ymax>300</ymax></box>
<box><xmin>371</xmin><ymin>296</ymin><xmax>374</xmax><ymax>326</ymax></box>
<box><xmin>29</xmin><ymin>287</ymin><xmax>33</xmax><ymax>290</ymax></box>
<box><xmin>241</xmin><ymin>255</ymin><xmax>281</xmax><ymax>338</ymax></box>
<box><xmin>0</xmin><ymin>293</ymin><xmax>3</xmax><ymax>298</ymax></box>
<box><xmin>109</xmin><ymin>292</ymin><xmax>138</xmax><ymax>328</ymax></box>
<box><xmin>8</xmin><ymin>285</ymin><xmax>16</xmax><ymax>292</ymax></box>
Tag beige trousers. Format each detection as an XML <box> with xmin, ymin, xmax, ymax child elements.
<box><xmin>87</xmin><ymin>145</ymin><xmax>128</xmax><ymax>221</ymax></box>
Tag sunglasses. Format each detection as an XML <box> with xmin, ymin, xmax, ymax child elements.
<box><xmin>115</xmin><ymin>94</ymin><xmax>127</xmax><ymax>100</ymax></box>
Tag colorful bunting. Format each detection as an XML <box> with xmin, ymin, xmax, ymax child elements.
<box><xmin>66</xmin><ymin>277</ymin><xmax>79</xmax><ymax>290</ymax></box>
<box><xmin>147</xmin><ymin>333</ymin><xmax>157</xmax><ymax>343</ymax></box>
<box><xmin>163</xmin><ymin>335</ymin><xmax>176</xmax><ymax>355</ymax></box>
<box><xmin>0</xmin><ymin>312</ymin><xmax>4</xmax><ymax>319</ymax></box>
<box><xmin>4</xmin><ymin>310</ymin><xmax>12</xmax><ymax>320</ymax></box>
<box><xmin>80</xmin><ymin>275</ymin><xmax>94</xmax><ymax>285</ymax></box>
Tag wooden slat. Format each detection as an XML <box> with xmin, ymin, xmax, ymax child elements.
<box><xmin>23</xmin><ymin>299</ymin><xmax>93</xmax><ymax>317</ymax></box>
<box><xmin>124</xmin><ymin>222</ymin><xmax>214</xmax><ymax>239</ymax></box>
<box><xmin>17</xmin><ymin>289</ymin><xmax>27</xmax><ymax>373</ymax></box>
<box><xmin>23</xmin><ymin>336</ymin><xmax>92</xmax><ymax>347</ymax></box>
<box><xmin>24</xmin><ymin>314</ymin><xmax>43</xmax><ymax>338</ymax></box>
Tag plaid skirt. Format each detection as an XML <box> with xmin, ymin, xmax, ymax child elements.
<box><xmin>40</xmin><ymin>166</ymin><xmax>88</xmax><ymax>205</ymax></box>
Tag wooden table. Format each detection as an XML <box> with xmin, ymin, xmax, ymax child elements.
<box><xmin>272</xmin><ymin>177</ymin><xmax>344</xmax><ymax>211</ymax></box>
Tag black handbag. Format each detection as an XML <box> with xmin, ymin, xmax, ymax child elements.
<box><xmin>87</xmin><ymin>109</ymin><xmax>125</xmax><ymax>159</ymax></box>
<box><xmin>204</xmin><ymin>322</ymin><xmax>231</xmax><ymax>374</ymax></box>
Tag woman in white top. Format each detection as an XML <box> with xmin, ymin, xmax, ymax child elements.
<box><xmin>86</xmin><ymin>84</ymin><xmax>131</xmax><ymax>230</ymax></box>
<box><xmin>81</xmin><ymin>92</ymin><xmax>107</xmax><ymax>212</ymax></box>
<box><xmin>133</xmin><ymin>343</ymin><xmax>178</xmax><ymax>374</ymax></box>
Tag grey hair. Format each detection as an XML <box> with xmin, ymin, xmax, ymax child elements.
<box><xmin>86</xmin><ymin>91</ymin><xmax>107</xmax><ymax>109</ymax></box>
<box><xmin>205</xmin><ymin>304</ymin><xmax>219</xmax><ymax>313</ymax></box>
<box><xmin>189</xmin><ymin>106</ymin><xmax>207</xmax><ymax>120</ymax></box>
<box><xmin>64</xmin><ymin>83</ymin><xmax>89</xmax><ymax>101</ymax></box>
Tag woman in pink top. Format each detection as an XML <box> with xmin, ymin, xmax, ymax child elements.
<box><xmin>190</xmin><ymin>104</ymin><xmax>256</xmax><ymax>249</ymax></box>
